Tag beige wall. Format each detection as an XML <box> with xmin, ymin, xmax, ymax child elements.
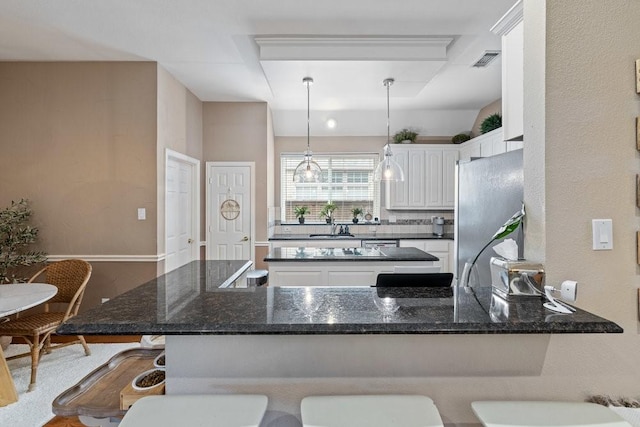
<box><xmin>471</xmin><ymin>98</ymin><xmax>502</xmax><ymax>138</ymax></box>
<box><xmin>156</xmin><ymin>66</ymin><xmax>204</xmax><ymax>256</ymax></box>
<box><xmin>0</xmin><ymin>62</ymin><xmax>158</xmax><ymax>256</ymax></box>
<box><xmin>0</xmin><ymin>62</ymin><xmax>204</xmax><ymax>309</ymax></box>
<box><xmin>202</xmin><ymin>102</ymin><xmax>270</xmax><ymax>242</ymax></box>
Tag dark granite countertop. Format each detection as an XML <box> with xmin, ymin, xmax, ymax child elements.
<box><xmin>269</xmin><ymin>233</ymin><xmax>454</xmax><ymax>241</ymax></box>
<box><xmin>57</xmin><ymin>260</ymin><xmax>623</xmax><ymax>336</ymax></box>
<box><xmin>264</xmin><ymin>247</ymin><xmax>439</xmax><ymax>262</ymax></box>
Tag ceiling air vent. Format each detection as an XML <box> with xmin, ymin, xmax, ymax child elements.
<box><xmin>472</xmin><ymin>50</ymin><xmax>500</xmax><ymax>68</ymax></box>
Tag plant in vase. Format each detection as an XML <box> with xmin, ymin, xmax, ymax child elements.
<box><xmin>0</xmin><ymin>199</ymin><xmax>47</xmax><ymax>284</ymax></box>
<box><xmin>0</xmin><ymin>199</ymin><xmax>48</xmax><ymax>350</ymax></box>
<box><xmin>319</xmin><ymin>201</ymin><xmax>337</xmax><ymax>224</ymax></box>
<box><xmin>350</xmin><ymin>207</ymin><xmax>363</xmax><ymax>224</ymax></box>
<box><xmin>392</xmin><ymin>128</ymin><xmax>418</xmax><ymax>144</ymax></box>
<box><xmin>480</xmin><ymin>113</ymin><xmax>502</xmax><ymax>134</ymax></box>
<box><xmin>461</xmin><ymin>203</ymin><xmax>525</xmax><ymax>290</ymax></box>
<box><xmin>294</xmin><ymin>205</ymin><xmax>309</xmax><ymax>224</ymax></box>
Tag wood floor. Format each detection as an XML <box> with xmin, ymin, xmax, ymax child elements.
<box><xmin>45</xmin><ymin>415</ymin><xmax>90</xmax><ymax>427</ymax></box>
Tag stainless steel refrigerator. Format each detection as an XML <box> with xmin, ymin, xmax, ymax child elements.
<box><xmin>455</xmin><ymin>149</ymin><xmax>523</xmax><ymax>286</ymax></box>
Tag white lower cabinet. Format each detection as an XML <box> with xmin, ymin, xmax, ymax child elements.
<box><xmin>269</xmin><ymin>240</ymin><xmax>359</xmax><ymax>250</ymax></box>
<box><xmin>399</xmin><ymin>240</ymin><xmax>453</xmax><ymax>273</ymax></box>
<box><xmin>268</xmin><ymin>262</ymin><xmax>428</xmax><ymax>286</ymax></box>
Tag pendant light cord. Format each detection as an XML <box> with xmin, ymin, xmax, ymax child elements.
<box><xmin>386</xmin><ymin>79</ymin><xmax>391</xmax><ymax>146</ymax></box>
<box><xmin>304</xmin><ymin>77</ymin><xmax>313</xmax><ymax>154</ymax></box>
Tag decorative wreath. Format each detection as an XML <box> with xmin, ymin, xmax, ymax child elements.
<box><xmin>220</xmin><ymin>199</ymin><xmax>240</xmax><ymax>220</ymax></box>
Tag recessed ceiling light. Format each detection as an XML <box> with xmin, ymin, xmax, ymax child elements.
<box><xmin>326</xmin><ymin>118</ymin><xmax>337</xmax><ymax>129</ymax></box>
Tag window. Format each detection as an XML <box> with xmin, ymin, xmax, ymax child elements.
<box><xmin>281</xmin><ymin>153</ymin><xmax>380</xmax><ymax>223</ymax></box>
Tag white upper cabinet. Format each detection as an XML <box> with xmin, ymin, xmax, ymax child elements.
<box><xmin>385</xmin><ymin>145</ymin><xmax>459</xmax><ymax>210</ymax></box>
<box><xmin>491</xmin><ymin>0</ymin><xmax>524</xmax><ymax>141</ymax></box>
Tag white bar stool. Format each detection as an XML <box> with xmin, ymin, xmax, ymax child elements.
<box><xmin>472</xmin><ymin>401</ymin><xmax>631</xmax><ymax>427</ymax></box>
<box><xmin>119</xmin><ymin>394</ymin><xmax>268</xmax><ymax>427</ymax></box>
<box><xmin>301</xmin><ymin>395</ymin><xmax>444</xmax><ymax>427</ymax></box>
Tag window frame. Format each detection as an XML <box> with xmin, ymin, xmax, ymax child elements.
<box><xmin>280</xmin><ymin>152</ymin><xmax>381</xmax><ymax>224</ymax></box>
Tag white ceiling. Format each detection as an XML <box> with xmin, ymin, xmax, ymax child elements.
<box><xmin>0</xmin><ymin>0</ymin><xmax>517</xmax><ymax>136</ymax></box>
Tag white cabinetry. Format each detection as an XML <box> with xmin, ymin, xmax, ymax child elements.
<box><xmin>385</xmin><ymin>145</ymin><xmax>459</xmax><ymax>210</ymax></box>
<box><xmin>492</xmin><ymin>0</ymin><xmax>524</xmax><ymax>141</ymax></box>
<box><xmin>458</xmin><ymin>129</ymin><xmax>522</xmax><ymax>162</ymax></box>
<box><xmin>269</xmin><ymin>262</ymin><xmax>434</xmax><ymax>286</ymax></box>
<box><xmin>270</xmin><ymin>240</ymin><xmax>358</xmax><ymax>250</ymax></box>
<box><xmin>399</xmin><ymin>239</ymin><xmax>453</xmax><ymax>273</ymax></box>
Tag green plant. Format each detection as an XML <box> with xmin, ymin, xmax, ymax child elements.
<box><xmin>392</xmin><ymin>128</ymin><xmax>418</xmax><ymax>144</ymax></box>
<box><xmin>461</xmin><ymin>203</ymin><xmax>525</xmax><ymax>289</ymax></box>
<box><xmin>319</xmin><ymin>201</ymin><xmax>337</xmax><ymax>220</ymax></box>
<box><xmin>451</xmin><ymin>133</ymin><xmax>471</xmax><ymax>144</ymax></box>
<box><xmin>0</xmin><ymin>199</ymin><xmax>47</xmax><ymax>284</ymax></box>
<box><xmin>480</xmin><ymin>113</ymin><xmax>502</xmax><ymax>134</ymax></box>
<box><xmin>350</xmin><ymin>207</ymin><xmax>363</xmax><ymax>218</ymax></box>
<box><xmin>294</xmin><ymin>206</ymin><xmax>309</xmax><ymax>218</ymax></box>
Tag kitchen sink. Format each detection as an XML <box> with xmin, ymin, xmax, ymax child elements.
<box><xmin>308</xmin><ymin>233</ymin><xmax>356</xmax><ymax>238</ymax></box>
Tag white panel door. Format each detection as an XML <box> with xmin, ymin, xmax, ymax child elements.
<box><xmin>166</xmin><ymin>155</ymin><xmax>198</xmax><ymax>273</ymax></box>
<box><xmin>207</xmin><ymin>164</ymin><xmax>252</xmax><ymax>261</ymax></box>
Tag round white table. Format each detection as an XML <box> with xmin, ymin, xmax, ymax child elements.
<box><xmin>0</xmin><ymin>283</ymin><xmax>58</xmax><ymax>317</ymax></box>
<box><xmin>0</xmin><ymin>283</ymin><xmax>57</xmax><ymax>406</ymax></box>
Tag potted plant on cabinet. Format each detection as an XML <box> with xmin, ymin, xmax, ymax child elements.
<box><xmin>350</xmin><ymin>207</ymin><xmax>363</xmax><ymax>224</ymax></box>
<box><xmin>480</xmin><ymin>113</ymin><xmax>502</xmax><ymax>134</ymax></box>
<box><xmin>294</xmin><ymin>205</ymin><xmax>309</xmax><ymax>224</ymax></box>
<box><xmin>393</xmin><ymin>128</ymin><xmax>418</xmax><ymax>144</ymax></box>
<box><xmin>319</xmin><ymin>201</ymin><xmax>337</xmax><ymax>223</ymax></box>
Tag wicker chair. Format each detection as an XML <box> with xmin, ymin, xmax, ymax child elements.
<box><xmin>0</xmin><ymin>259</ymin><xmax>92</xmax><ymax>391</ymax></box>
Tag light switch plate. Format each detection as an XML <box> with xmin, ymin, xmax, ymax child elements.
<box><xmin>137</xmin><ymin>208</ymin><xmax>146</xmax><ymax>220</ymax></box>
<box><xmin>592</xmin><ymin>219</ymin><xmax>613</xmax><ymax>250</ymax></box>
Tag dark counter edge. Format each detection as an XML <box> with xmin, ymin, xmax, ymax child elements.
<box><xmin>269</xmin><ymin>233</ymin><xmax>454</xmax><ymax>241</ymax></box>
<box><xmin>57</xmin><ymin>320</ymin><xmax>623</xmax><ymax>336</ymax></box>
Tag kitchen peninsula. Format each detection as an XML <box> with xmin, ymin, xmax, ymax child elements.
<box><xmin>264</xmin><ymin>246</ymin><xmax>439</xmax><ymax>286</ymax></box>
<box><xmin>57</xmin><ymin>260</ymin><xmax>622</xmax><ymax>424</ymax></box>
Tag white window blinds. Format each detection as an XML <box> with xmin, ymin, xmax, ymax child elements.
<box><xmin>281</xmin><ymin>153</ymin><xmax>380</xmax><ymax>223</ymax></box>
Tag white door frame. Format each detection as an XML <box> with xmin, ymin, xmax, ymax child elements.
<box><xmin>206</xmin><ymin>161</ymin><xmax>255</xmax><ymax>264</ymax></box>
<box><xmin>165</xmin><ymin>149</ymin><xmax>200</xmax><ymax>273</ymax></box>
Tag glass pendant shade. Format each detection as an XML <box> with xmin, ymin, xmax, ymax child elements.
<box><xmin>374</xmin><ymin>78</ymin><xmax>404</xmax><ymax>182</ymax></box>
<box><xmin>293</xmin><ymin>149</ymin><xmax>322</xmax><ymax>183</ymax></box>
<box><xmin>374</xmin><ymin>144</ymin><xmax>405</xmax><ymax>182</ymax></box>
<box><xmin>293</xmin><ymin>76</ymin><xmax>322</xmax><ymax>183</ymax></box>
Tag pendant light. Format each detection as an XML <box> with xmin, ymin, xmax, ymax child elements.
<box><xmin>374</xmin><ymin>78</ymin><xmax>405</xmax><ymax>182</ymax></box>
<box><xmin>293</xmin><ymin>77</ymin><xmax>322</xmax><ymax>183</ymax></box>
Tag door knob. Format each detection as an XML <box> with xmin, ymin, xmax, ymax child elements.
<box><xmin>241</xmin><ymin>236</ymin><xmax>249</xmax><ymax>242</ymax></box>
<box><xmin>188</xmin><ymin>238</ymin><xmax>194</xmax><ymax>244</ymax></box>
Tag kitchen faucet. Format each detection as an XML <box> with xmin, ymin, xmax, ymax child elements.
<box><xmin>330</xmin><ymin>218</ymin><xmax>338</xmax><ymax>235</ymax></box>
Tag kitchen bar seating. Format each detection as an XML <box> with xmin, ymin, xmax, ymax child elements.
<box><xmin>301</xmin><ymin>395</ymin><xmax>444</xmax><ymax>427</ymax></box>
<box><xmin>0</xmin><ymin>259</ymin><xmax>92</xmax><ymax>391</ymax></box>
<box><xmin>472</xmin><ymin>401</ymin><xmax>631</xmax><ymax>427</ymax></box>
<box><xmin>118</xmin><ymin>395</ymin><xmax>268</xmax><ymax>427</ymax></box>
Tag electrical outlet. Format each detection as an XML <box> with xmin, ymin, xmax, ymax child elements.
<box><xmin>389</xmin><ymin>215</ymin><xmax>397</xmax><ymax>223</ymax></box>
<box><xmin>137</xmin><ymin>208</ymin><xmax>146</xmax><ymax>220</ymax></box>
<box><xmin>283</xmin><ymin>226</ymin><xmax>291</xmax><ymax>233</ymax></box>
<box><xmin>368</xmin><ymin>226</ymin><xmax>377</xmax><ymax>232</ymax></box>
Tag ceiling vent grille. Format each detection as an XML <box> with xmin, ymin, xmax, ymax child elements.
<box><xmin>472</xmin><ymin>50</ymin><xmax>500</xmax><ymax>68</ymax></box>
